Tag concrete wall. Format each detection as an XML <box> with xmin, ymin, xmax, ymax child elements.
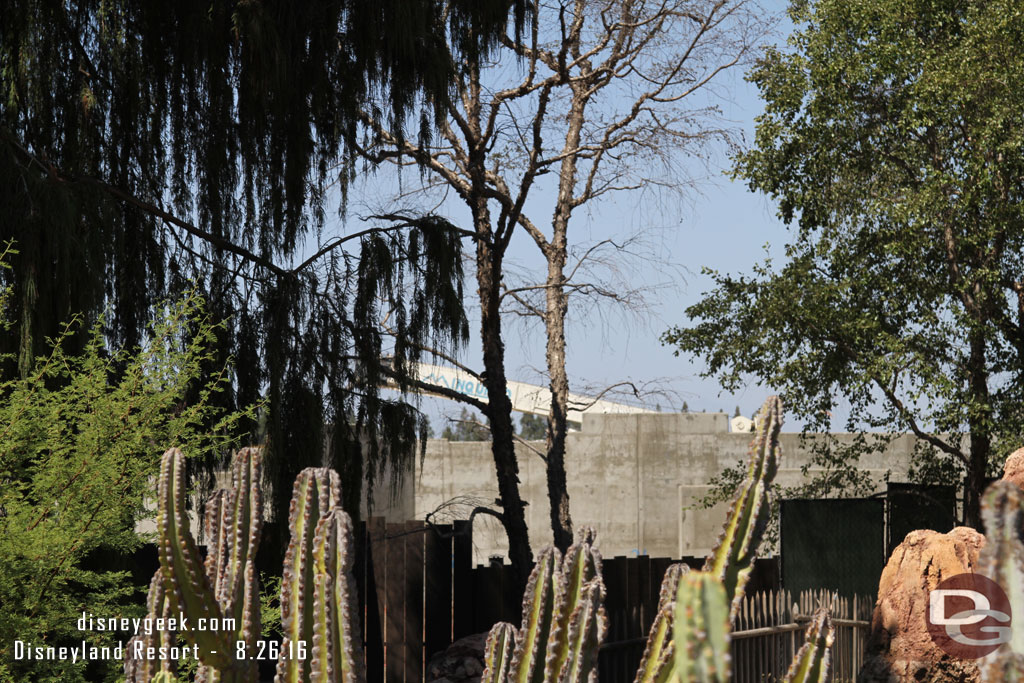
<box><xmin>383</xmin><ymin>412</ymin><xmax>920</xmax><ymax>565</ymax></box>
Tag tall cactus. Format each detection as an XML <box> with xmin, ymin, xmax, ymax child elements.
<box><xmin>276</xmin><ymin>468</ymin><xmax>343</xmax><ymax>683</ymax></box>
<box><xmin>124</xmin><ymin>569</ymin><xmax>179</xmax><ymax>683</ymax></box>
<box><xmin>140</xmin><ymin>446</ymin><xmax>262</xmax><ymax>683</ymax></box>
<box><xmin>127</xmin><ymin>450</ymin><xmax>365</xmax><ymax>683</ymax></box>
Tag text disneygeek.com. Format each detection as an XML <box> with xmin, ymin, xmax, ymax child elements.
<box><xmin>11</xmin><ymin>611</ymin><xmax>305</xmax><ymax>664</ymax></box>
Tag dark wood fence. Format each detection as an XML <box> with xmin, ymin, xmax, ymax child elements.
<box><xmin>352</xmin><ymin>518</ymin><xmax>786</xmax><ymax>682</ymax></box>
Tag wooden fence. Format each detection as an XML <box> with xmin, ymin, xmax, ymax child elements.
<box><xmin>351</xmin><ymin>518</ymin><xmax>796</xmax><ymax>682</ymax></box>
<box><xmin>731</xmin><ymin>590</ymin><xmax>873</xmax><ymax>682</ymax></box>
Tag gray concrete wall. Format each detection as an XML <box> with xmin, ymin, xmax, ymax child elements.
<box><xmin>381</xmin><ymin>412</ymin><xmax>921</xmax><ymax>565</ymax></box>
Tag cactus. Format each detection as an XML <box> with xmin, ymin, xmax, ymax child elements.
<box><xmin>633</xmin><ymin>563</ymin><xmax>687</xmax><ymax>683</ymax></box>
<box><xmin>131</xmin><ymin>395</ymin><xmax>829</xmax><ymax>683</ymax></box>
<box><xmin>703</xmin><ymin>395</ymin><xmax>782</xmax><ymax>617</ymax></box>
<box><xmin>481</xmin><ymin>527</ymin><xmax>607</xmax><ymax>683</ymax></box>
<box><xmin>124</xmin><ymin>569</ymin><xmax>179</xmax><ymax>683</ymax></box>
<box><xmin>485</xmin><ymin>395</ymin><xmax>833</xmax><ymax>683</ymax></box>
<box><xmin>672</xmin><ymin>572</ymin><xmax>731</xmax><ymax>683</ymax></box>
<box><xmin>783</xmin><ymin>609</ymin><xmax>833</xmax><ymax>683</ymax></box>
<box><xmin>978</xmin><ymin>481</ymin><xmax>1024</xmax><ymax>681</ymax></box>
<box><xmin>275</xmin><ymin>468</ymin><xmax>345</xmax><ymax>683</ymax></box>
<box><xmin>126</xmin><ymin>449</ymin><xmax>365</xmax><ymax>683</ymax></box>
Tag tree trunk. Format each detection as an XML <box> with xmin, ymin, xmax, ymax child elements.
<box><xmin>476</xmin><ymin>227</ymin><xmax>534</xmax><ymax>587</ymax></box>
<box><xmin>964</xmin><ymin>329</ymin><xmax>991</xmax><ymax>530</ymax></box>
<box><xmin>544</xmin><ymin>256</ymin><xmax>574</xmax><ymax>552</ymax></box>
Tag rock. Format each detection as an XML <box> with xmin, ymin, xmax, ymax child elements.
<box><xmin>426</xmin><ymin>632</ymin><xmax>490</xmax><ymax>682</ymax></box>
<box><xmin>1002</xmin><ymin>447</ymin><xmax>1024</xmax><ymax>489</ymax></box>
<box><xmin>858</xmin><ymin>527</ymin><xmax>986</xmax><ymax>682</ymax></box>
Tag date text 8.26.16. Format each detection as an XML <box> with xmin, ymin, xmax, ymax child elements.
<box><xmin>235</xmin><ymin>640</ymin><xmax>307</xmax><ymax>660</ymax></box>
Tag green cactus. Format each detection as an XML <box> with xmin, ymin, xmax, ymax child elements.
<box><xmin>481</xmin><ymin>528</ymin><xmax>607</xmax><ymax>683</ymax></box>
<box><xmin>132</xmin><ymin>395</ymin><xmax>827</xmax><ymax>683</ymax></box>
<box><xmin>125</xmin><ymin>569</ymin><xmax>179</xmax><ymax>683</ymax></box>
<box><xmin>673</xmin><ymin>572</ymin><xmax>731</xmax><ymax>683</ymax></box>
<box><xmin>143</xmin><ymin>446</ymin><xmax>261</xmax><ymax>682</ymax></box>
<box><xmin>978</xmin><ymin>481</ymin><xmax>1024</xmax><ymax>681</ymax></box>
<box><xmin>703</xmin><ymin>395</ymin><xmax>782</xmax><ymax>617</ymax></box>
<box><xmin>481</xmin><ymin>623</ymin><xmax>516</xmax><ymax>683</ymax></box>
<box><xmin>633</xmin><ymin>563</ymin><xmax>687</xmax><ymax>683</ymax></box>
<box><xmin>127</xmin><ymin>449</ymin><xmax>365</xmax><ymax>683</ymax></box>
<box><xmin>276</xmin><ymin>468</ymin><xmax>343</xmax><ymax>683</ymax></box>
<box><xmin>783</xmin><ymin>609</ymin><xmax>833</xmax><ymax>683</ymax></box>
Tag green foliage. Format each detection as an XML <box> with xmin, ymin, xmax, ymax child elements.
<box><xmin>664</xmin><ymin>0</ymin><xmax>1024</xmax><ymax>524</ymax></box>
<box><xmin>0</xmin><ymin>291</ymin><xmax>253</xmax><ymax>683</ymax></box>
<box><xmin>440</xmin><ymin>408</ymin><xmax>492</xmax><ymax>441</ymax></box>
<box><xmin>518</xmin><ymin>413</ymin><xmax>548</xmax><ymax>441</ymax></box>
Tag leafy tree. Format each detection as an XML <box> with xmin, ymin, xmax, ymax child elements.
<box><xmin>0</xmin><ymin>284</ymin><xmax>253</xmax><ymax>682</ymax></box>
<box><xmin>440</xmin><ymin>408</ymin><xmax>491</xmax><ymax>442</ymax></box>
<box><xmin>664</xmin><ymin>0</ymin><xmax>1024</xmax><ymax>527</ymax></box>
<box><xmin>518</xmin><ymin>413</ymin><xmax>548</xmax><ymax>441</ymax></box>
<box><xmin>0</xmin><ymin>1</ymin><xmax>537</xmax><ymax>529</ymax></box>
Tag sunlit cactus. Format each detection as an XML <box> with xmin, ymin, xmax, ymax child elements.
<box><xmin>125</xmin><ymin>569</ymin><xmax>179</xmax><ymax>683</ymax></box>
<box><xmin>308</xmin><ymin>509</ymin><xmax>364</xmax><ymax>682</ymax></box>
<box><xmin>633</xmin><ymin>563</ymin><xmax>688</xmax><ymax>683</ymax></box>
<box><xmin>481</xmin><ymin>527</ymin><xmax>607</xmax><ymax>683</ymax></box>
<box><xmin>127</xmin><ymin>449</ymin><xmax>366</xmax><ymax>683</ymax></box>
<box><xmin>481</xmin><ymin>623</ymin><xmax>516</xmax><ymax>682</ymax></box>
<box><xmin>784</xmin><ymin>608</ymin><xmax>833</xmax><ymax>683</ymax></box>
<box><xmin>485</xmin><ymin>396</ymin><xmax>833</xmax><ymax>683</ymax></box>
<box><xmin>139</xmin><ymin>446</ymin><xmax>262</xmax><ymax>683</ymax></box>
<box><xmin>703</xmin><ymin>395</ymin><xmax>782</xmax><ymax>617</ymax></box>
<box><xmin>275</xmin><ymin>467</ymin><xmax>344</xmax><ymax>683</ymax></box>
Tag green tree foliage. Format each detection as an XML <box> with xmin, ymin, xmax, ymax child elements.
<box><xmin>664</xmin><ymin>0</ymin><xmax>1024</xmax><ymax>527</ymax></box>
<box><xmin>440</xmin><ymin>408</ymin><xmax>492</xmax><ymax>442</ymax></box>
<box><xmin>0</xmin><ymin>288</ymin><xmax>254</xmax><ymax>683</ymax></box>
<box><xmin>0</xmin><ymin>0</ymin><xmax>541</xmax><ymax>526</ymax></box>
<box><xmin>518</xmin><ymin>413</ymin><xmax>548</xmax><ymax>441</ymax></box>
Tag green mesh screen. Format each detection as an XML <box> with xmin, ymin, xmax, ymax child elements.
<box><xmin>780</xmin><ymin>498</ymin><xmax>884</xmax><ymax>597</ymax></box>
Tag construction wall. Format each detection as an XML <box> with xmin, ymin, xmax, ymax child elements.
<box><xmin>376</xmin><ymin>412</ymin><xmax>921</xmax><ymax>565</ymax></box>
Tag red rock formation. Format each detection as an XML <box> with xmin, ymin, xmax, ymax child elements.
<box><xmin>1001</xmin><ymin>447</ymin><xmax>1024</xmax><ymax>489</ymax></box>
<box><xmin>858</xmin><ymin>527</ymin><xmax>986</xmax><ymax>682</ymax></box>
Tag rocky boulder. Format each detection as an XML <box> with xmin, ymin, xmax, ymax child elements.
<box><xmin>858</xmin><ymin>527</ymin><xmax>986</xmax><ymax>682</ymax></box>
<box><xmin>1002</xmin><ymin>447</ymin><xmax>1024</xmax><ymax>489</ymax></box>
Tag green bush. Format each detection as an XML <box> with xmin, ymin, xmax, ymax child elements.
<box><xmin>0</xmin><ymin>285</ymin><xmax>254</xmax><ymax>683</ymax></box>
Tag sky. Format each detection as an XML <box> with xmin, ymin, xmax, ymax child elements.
<box><xmin>340</xmin><ymin>1</ymin><xmax>806</xmax><ymax>434</ymax></box>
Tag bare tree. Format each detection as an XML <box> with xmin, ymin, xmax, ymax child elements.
<box><xmin>359</xmin><ymin>0</ymin><xmax>763</xmax><ymax>574</ymax></box>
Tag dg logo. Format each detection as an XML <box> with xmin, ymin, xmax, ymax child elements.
<box><xmin>927</xmin><ymin>573</ymin><xmax>1011</xmax><ymax>659</ymax></box>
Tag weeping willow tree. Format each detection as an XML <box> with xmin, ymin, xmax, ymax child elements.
<box><xmin>0</xmin><ymin>0</ymin><xmax>530</xmax><ymax>533</ymax></box>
